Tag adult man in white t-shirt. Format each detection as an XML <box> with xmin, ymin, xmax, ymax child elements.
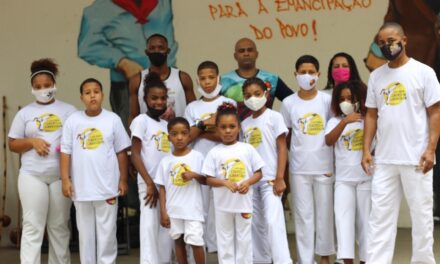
<box><xmin>362</xmin><ymin>22</ymin><xmax>440</xmax><ymax>264</ymax></box>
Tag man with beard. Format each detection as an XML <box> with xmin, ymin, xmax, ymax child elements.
<box><xmin>221</xmin><ymin>38</ymin><xmax>293</xmax><ymax>121</ymax></box>
<box><xmin>128</xmin><ymin>34</ymin><xmax>195</xmax><ymax>124</ymax></box>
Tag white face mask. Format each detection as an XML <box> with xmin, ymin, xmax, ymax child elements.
<box><xmin>244</xmin><ymin>92</ymin><xmax>267</xmax><ymax>111</ymax></box>
<box><xmin>197</xmin><ymin>77</ymin><xmax>222</xmax><ymax>99</ymax></box>
<box><xmin>339</xmin><ymin>101</ymin><xmax>359</xmax><ymax>115</ymax></box>
<box><xmin>296</xmin><ymin>74</ymin><xmax>319</xmax><ymax>90</ymax></box>
<box><xmin>31</xmin><ymin>86</ymin><xmax>57</xmax><ymax>103</ymax></box>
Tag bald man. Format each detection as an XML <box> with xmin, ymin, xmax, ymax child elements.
<box><xmin>362</xmin><ymin>22</ymin><xmax>440</xmax><ymax>264</ymax></box>
<box><xmin>221</xmin><ymin>38</ymin><xmax>293</xmax><ymax>120</ymax></box>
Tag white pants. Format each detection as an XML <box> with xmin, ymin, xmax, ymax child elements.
<box><xmin>215</xmin><ymin>210</ymin><xmax>252</xmax><ymax>264</ymax></box>
<box><xmin>291</xmin><ymin>174</ymin><xmax>335</xmax><ymax>264</ymax></box>
<box><xmin>252</xmin><ymin>181</ymin><xmax>292</xmax><ymax>264</ymax></box>
<box><xmin>367</xmin><ymin>164</ymin><xmax>435</xmax><ymax>264</ymax></box>
<box><xmin>138</xmin><ymin>183</ymin><xmax>174</xmax><ymax>264</ymax></box>
<box><xmin>18</xmin><ymin>173</ymin><xmax>71</xmax><ymax>264</ymax></box>
<box><xmin>334</xmin><ymin>180</ymin><xmax>371</xmax><ymax>261</ymax></box>
<box><xmin>74</xmin><ymin>200</ymin><xmax>118</xmax><ymax>264</ymax></box>
<box><xmin>201</xmin><ymin>185</ymin><xmax>217</xmax><ymax>252</ymax></box>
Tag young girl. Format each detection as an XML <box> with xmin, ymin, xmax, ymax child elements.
<box><xmin>202</xmin><ymin>102</ymin><xmax>264</xmax><ymax>264</ymax></box>
<box><xmin>184</xmin><ymin>60</ymin><xmax>236</xmax><ymax>252</ymax></box>
<box><xmin>130</xmin><ymin>72</ymin><xmax>173</xmax><ymax>264</ymax></box>
<box><xmin>241</xmin><ymin>77</ymin><xmax>292</xmax><ymax>264</ymax></box>
<box><xmin>325</xmin><ymin>81</ymin><xmax>371</xmax><ymax>264</ymax></box>
<box><xmin>8</xmin><ymin>58</ymin><xmax>76</xmax><ymax>263</ymax></box>
<box><xmin>60</xmin><ymin>78</ymin><xmax>130</xmax><ymax>264</ymax></box>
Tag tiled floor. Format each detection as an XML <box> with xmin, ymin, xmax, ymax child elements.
<box><xmin>0</xmin><ymin>227</ymin><xmax>438</xmax><ymax>263</ymax></box>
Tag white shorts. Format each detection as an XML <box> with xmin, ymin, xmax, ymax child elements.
<box><xmin>169</xmin><ymin>218</ymin><xmax>204</xmax><ymax>246</ymax></box>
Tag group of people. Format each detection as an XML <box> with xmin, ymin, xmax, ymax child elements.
<box><xmin>8</xmin><ymin>22</ymin><xmax>439</xmax><ymax>264</ymax></box>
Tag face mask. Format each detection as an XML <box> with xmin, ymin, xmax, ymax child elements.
<box><xmin>147</xmin><ymin>105</ymin><xmax>167</xmax><ymax>120</ymax></box>
<box><xmin>332</xmin><ymin>68</ymin><xmax>350</xmax><ymax>85</ymax></box>
<box><xmin>31</xmin><ymin>86</ymin><xmax>56</xmax><ymax>103</ymax></box>
<box><xmin>147</xmin><ymin>52</ymin><xmax>167</xmax><ymax>67</ymax></box>
<box><xmin>197</xmin><ymin>77</ymin><xmax>222</xmax><ymax>99</ymax></box>
<box><xmin>296</xmin><ymin>74</ymin><xmax>318</xmax><ymax>90</ymax></box>
<box><xmin>244</xmin><ymin>92</ymin><xmax>267</xmax><ymax>111</ymax></box>
<box><xmin>380</xmin><ymin>41</ymin><xmax>403</xmax><ymax>61</ymax></box>
<box><xmin>339</xmin><ymin>101</ymin><xmax>359</xmax><ymax>116</ymax></box>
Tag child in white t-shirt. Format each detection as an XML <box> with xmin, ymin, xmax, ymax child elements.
<box><xmin>241</xmin><ymin>77</ymin><xmax>292</xmax><ymax>264</ymax></box>
<box><xmin>60</xmin><ymin>78</ymin><xmax>130</xmax><ymax>264</ymax></box>
<box><xmin>184</xmin><ymin>61</ymin><xmax>236</xmax><ymax>252</ymax></box>
<box><xmin>280</xmin><ymin>55</ymin><xmax>335</xmax><ymax>264</ymax></box>
<box><xmin>129</xmin><ymin>72</ymin><xmax>174</xmax><ymax>263</ymax></box>
<box><xmin>155</xmin><ymin>117</ymin><xmax>206</xmax><ymax>264</ymax></box>
<box><xmin>202</xmin><ymin>102</ymin><xmax>264</xmax><ymax>264</ymax></box>
<box><xmin>325</xmin><ymin>81</ymin><xmax>371</xmax><ymax>264</ymax></box>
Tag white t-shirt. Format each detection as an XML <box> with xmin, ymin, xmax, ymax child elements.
<box><xmin>184</xmin><ymin>96</ymin><xmax>236</xmax><ymax>155</ymax></box>
<box><xmin>366</xmin><ymin>58</ymin><xmax>440</xmax><ymax>165</ymax></box>
<box><xmin>154</xmin><ymin>150</ymin><xmax>204</xmax><ymax>221</ymax></box>
<box><xmin>8</xmin><ymin>100</ymin><xmax>76</xmax><ymax>177</ymax></box>
<box><xmin>241</xmin><ymin>109</ymin><xmax>288</xmax><ymax>181</ymax></box>
<box><xmin>202</xmin><ymin>142</ymin><xmax>264</xmax><ymax>213</ymax></box>
<box><xmin>280</xmin><ymin>92</ymin><xmax>333</xmax><ymax>175</ymax></box>
<box><xmin>130</xmin><ymin>113</ymin><xmax>171</xmax><ymax>184</ymax></box>
<box><xmin>325</xmin><ymin>117</ymin><xmax>369</xmax><ymax>182</ymax></box>
<box><xmin>61</xmin><ymin>109</ymin><xmax>130</xmax><ymax>201</ymax></box>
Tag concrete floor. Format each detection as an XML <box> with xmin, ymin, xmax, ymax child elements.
<box><xmin>0</xmin><ymin>227</ymin><xmax>438</xmax><ymax>263</ymax></box>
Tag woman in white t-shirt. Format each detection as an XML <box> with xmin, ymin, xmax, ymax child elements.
<box><xmin>129</xmin><ymin>72</ymin><xmax>174</xmax><ymax>264</ymax></box>
<box><xmin>240</xmin><ymin>77</ymin><xmax>292</xmax><ymax>264</ymax></box>
<box><xmin>325</xmin><ymin>81</ymin><xmax>371</xmax><ymax>264</ymax></box>
<box><xmin>202</xmin><ymin>102</ymin><xmax>264</xmax><ymax>264</ymax></box>
<box><xmin>8</xmin><ymin>58</ymin><xmax>76</xmax><ymax>263</ymax></box>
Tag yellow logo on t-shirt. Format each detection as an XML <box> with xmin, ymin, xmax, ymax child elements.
<box><xmin>33</xmin><ymin>113</ymin><xmax>62</xmax><ymax>132</ymax></box>
<box><xmin>221</xmin><ymin>158</ymin><xmax>246</xmax><ymax>183</ymax></box>
<box><xmin>151</xmin><ymin>131</ymin><xmax>171</xmax><ymax>153</ymax></box>
<box><xmin>380</xmin><ymin>82</ymin><xmax>407</xmax><ymax>106</ymax></box>
<box><xmin>244</xmin><ymin>127</ymin><xmax>262</xmax><ymax>148</ymax></box>
<box><xmin>170</xmin><ymin>163</ymin><xmax>191</xmax><ymax>187</ymax></box>
<box><xmin>298</xmin><ymin>113</ymin><xmax>324</xmax><ymax>135</ymax></box>
<box><xmin>77</xmin><ymin>128</ymin><xmax>103</xmax><ymax>150</ymax></box>
<box><xmin>341</xmin><ymin>129</ymin><xmax>363</xmax><ymax>151</ymax></box>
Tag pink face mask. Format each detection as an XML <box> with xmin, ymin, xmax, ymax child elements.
<box><xmin>332</xmin><ymin>67</ymin><xmax>350</xmax><ymax>85</ymax></box>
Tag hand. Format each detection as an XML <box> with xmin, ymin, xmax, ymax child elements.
<box><xmin>419</xmin><ymin>149</ymin><xmax>435</xmax><ymax>174</ymax></box>
<box><xmin>118</xmin><ymin>180</ymin><xmax>128</xmax><ymax>196</ymax></box>
<box><xmin>203</xmin><ymin>114</ymin><xmax>216</xmax><ymax>126</ymax></box>
<box><xmin>361</xmin><ymin>151</ymin><xmax>374</xmax><ymax>176</ymax></box>
<box><xmin>62</xmin><ymin>179</ymin><xmax>74</xmax><ymax>198</ymax></box>
<box><xmin>32</xmin><ymin>138</ymin><xmax>51</xmax><ymax>156</ymax></box>
<box><xmin>238</xmin><ymin>180</ymin><xmax>250</xmax><ymax>194</ymax></box>
<box><xmin>343</xmin><ymin>112</ymin><xmax>362</xmax><ymax>124</ymax></box>
<box><xmin>160</xmin><ymin>107</ymin><xmax>175</xmax><ymax>121</ymax></box>
<box><xmin>182</xmin><ymin>171</ymin><xmax>197</xmax><ymax>182</ymax></box>
<box><xmin>160</xmin><ymin>211</ymin><xmax>171</xmax><ymax>228</ymax></box>
<box><xmin>223</xmin><ymin>180</ymin><xmax>238</xmax><ymax>193</ymax></box>
<box><xmin>272</xmin><ymin>178</ymin><xmax>286</xmax><ymax>196</ymax></box>
<box><xmin>144</xmin><ymin>183</ymin><xmax>158</xmax><ymax>208</ymax></box>
<box><xmin>117</xmin><ymin>58</ymin><xmax>143</xmax><ymax>79</ymax></box>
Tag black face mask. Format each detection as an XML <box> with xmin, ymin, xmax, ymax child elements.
<box><xmin>147</xmin><ymin>52</ymin><xmax>167</xmax><ymax>67</ymax></box>
<box><xmin>147</xmin><ymin>105</ymin><xmax>167</xmax><ymax>120</ymax></box>
<box><xmin>380</xmin><ymin>41</ymin><xmax>403</xmax><ymax>61</ymax></box>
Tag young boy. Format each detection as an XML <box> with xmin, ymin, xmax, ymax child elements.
<box><xmin>61</xmin><ymin>78</ymin><xmax>130</xmax><ymax>264</ymax></box>
<box><xmin>280</xmin><ymin>55</ymin><xmax>335</xmax><ymax>264</ymax></box>
<box><xmin>155</xmin><ymin>117</ymin><xmax>206</xmax><ymax>264</ymax></box>
<box><xmin>184</xmin><ymin>61</ymin><xmax>235</xmax><ymax>252</ymax></box>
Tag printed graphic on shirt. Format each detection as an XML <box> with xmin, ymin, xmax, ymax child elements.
<box><xmin>151</xmin><ymin>131</ymin><xmax>171</xmax><ymax>153</ymax></box>
<box><xmin>243</xmin><ymin>127</ymin><xmax>262</xmax><ymax>148</ymax></box>
<box><xmin>196</xmin><ymin>113</ymin><xmax>215</xmax><ymax>132</ymax></box>
<box><xmin>77</xmin><ymin>128</ymin><xmax>103</xmax><ymax>150</ymax></box>
<box><xmin>33</xmin><ymin>113</ymin><xmax>62</xmax><ymax>132</ymax></box>
<box><xmin>341</xmin><ymin>129</ymin><xmax>363</xmax><ymax>151</ymax></box>
<box><xmin>297</xmin><ymin>113</ymin><xmax>324</xmax><ymax>135</ymax></box>
<box><xmin>170</xmin><ymin>163</ymin><xmax>191</xmax><ymax>187</ymax></box>
<box><xmin>220</xmin><ymin>158</ymin><xmax>246</xmax><ymax>182</ymax></box>
<box><xmin>380</xmin><ymin>82</ymin><xmax>407</xmax><ymax>106</ymax></box>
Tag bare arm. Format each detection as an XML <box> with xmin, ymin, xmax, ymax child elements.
<box><xmin>179</xmin><ymin>71</ymin><xmax>196</xmax><ymax>104</ymax></box>
<box><xmin>128</xmin><ymin>73</ymin><xmax>141</xmax><ymax>127</ymax></box>
<box><xmin>273</xmin><ymin>134</ymin><xmax>288</xmax><ymax>196</ymax></box>
<box><xmin>361</xmin><ymin>108</ymin><xmax>378</xmax><ymax>175</ymax></box>
<box><xmin>159</xmin><ymin>186</ymin><xmax>170</xmax><ymax>228</ymax></box>
<box><xmin>206</xmin><ymin>176</ymin><xmax>238</xmax><ymax>193</ymax></box>
<box><xmin>325</xmin><ymin>113</ymin><xmax>362</xmax><ymax>146</ymax></box>
<box><xmin>420</xmin><ymin>102</ymin><xmax>440</xmax><ymax>173</ymax></box>
<box><xmin>117</xmin><ymin>150</ymin><xmax>129</xmax><ymax>196</ymax></box>
<box><xmin>9</xmin><ymin>137</ymin><xmax>50</xmax><ymax>156</ymax></box>
<box><xmin>188</xmin><ymin>126</ymin><xmax>203</xmax><ymax>144</ymax></box>
<box><xmin>238</xmin><ymin>169</ymin><xmax>262</xmax><ymax>194</ymax></box>
<box><xmin>181</xmin><ymin>171</ymin><xmax>207</xmax><ymax>185</ymax></box>
<box><xmin>60</xmin><ymin>152</ymin><xmax>74</xmax><ymax>198</ymax></box>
